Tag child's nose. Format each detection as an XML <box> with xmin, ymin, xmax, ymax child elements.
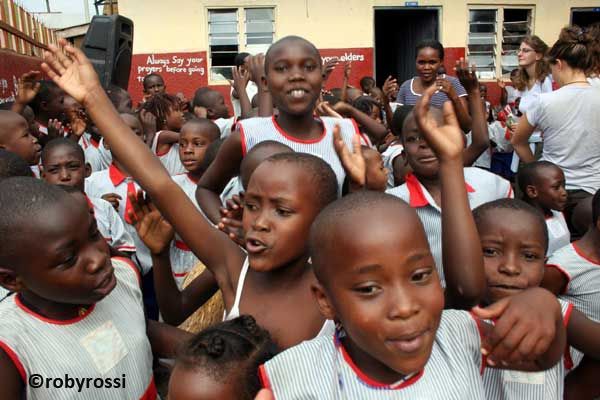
<box><xmin>387</xmin><ymin>287</ymin><xmax>419</xmax><ymax>320</ymax></box>
<box><xmin>499</xmin><ymin>254</ymin><xmax>521</xmax><ymax>276</ymax></box>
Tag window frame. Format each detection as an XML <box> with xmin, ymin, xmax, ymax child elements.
<box><xmin>467</xmin><ymin>5</ymin><xmax>535</xmax><ymax>82</ymax></box>
<box><xmin>206</xmin><ymin>5</ymin><xmax>277</xmax><ymax>85</ymax></box>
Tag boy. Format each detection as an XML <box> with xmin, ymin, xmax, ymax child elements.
<box><xmin>29</xmin><ymin>80</ymin><xmax>65</xmax><ymax>137</ymax></box>
<box><xmin>0</xmin><ymin>177</ymin><xmax>189</xmax><ymax>399</ymax></box>
<box><xmin>40</xmin><ymin>138</ymin><xmax>136</xmax><ymax>257</ymax></box>
<box><xmin>387</xmin><ymin>106</ymin><xmax>511</xmax><ymax>287</ymax></box>
<box><xmin>0</xmin><ymin>110</ymin><xmax>42</xmax><ymax>173</ymax></box>
<box><xmin>231</xmin><ymin>52</ymin><xmax>258</xmax><ymax>118</ymax></box>
<box><xmin>191</xmin><ymin>88</ymin><xmax>236</xmax><ymax>138</ymax></box>
<box><xmin>143</xmin><ymin>73</ymin><xmax>166</xmax><ymax>98</ymax></box>
<box><xmin>0</xmin><ymin>149</ymin><xmax>33</xmax><ymax>180</ymax></box>
<box><xmin>518</xmin><ymin>161</ymin><xmax>569</xmax><ymax>255</ymax></box>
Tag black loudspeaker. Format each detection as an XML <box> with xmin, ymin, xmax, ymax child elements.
<box><xmin>81</xmin><ymin>15</ymin><xmax>134</xmax><ymax>90</ymax></box>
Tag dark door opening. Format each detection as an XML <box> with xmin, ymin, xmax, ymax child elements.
<box><xmin>374</xmin><ymin>8</ymin><xmax>439</xmax><ymax>88</ymax></box>
<box><xmin>571</xmin><ymin>8</ymin><xmax>600</xmax><ymax>28</ymax></box>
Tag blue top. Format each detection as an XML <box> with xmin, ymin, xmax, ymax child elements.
<box><xmin>396</xmin><ymin>76</ymin><xmax>467</xmax><ymax>108</ymax></box>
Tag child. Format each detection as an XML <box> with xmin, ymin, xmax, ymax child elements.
<box><xmin>473</xmin><ymin>198</ymin><xmax>600</xmax><ymax>399</ymax></box>
<box><xmin>518</xmin><ymin>161</ymin><xmax>569</xmax><ymax>255</ymax></box>
<box><xmin>196</xmin><ymin>36</ymin><xmax>384</xmax><ymax>222</ymax></box>
<box><xmin>169</xmin><ymin>315</ymin><xmax>277</xmax><ymax>400</ymax></box>
<box><xmin>142</xmin><ymin>73</ymin><xmax>166</xmax><ymax>97</ymax></box>
<box><xmin>0</xmin><ymin>149</ymin><xmax>33</xmax><ymax>180</ymax></box>
<box><xmin>259</xmin><ymin>190</ymin><xmax>565</xmax><ymax>399</ymax></box>
<box><xmin>168</xmin><ymin>119</ymin><xmax>220</xmax><ymax>287</ymax></box>
<box><xmin>40</xmin><ymin>138</ymin><xmax>136</xmax><ymax>257</ymax></box>
<box><xmin>0</xmin><ymin>177</ymin><xmax>189</xmax><ymax>399</ymax></box>
<box><xmin>230</xmin><ymin>52</ymin><xmax>258</xmax><ymax>118</ymax></box>
<box><xmin>191</xmin><ymin>88</ymin><xmax>236</xmax><ymax>138</ymax></box>
<box><xmin>359</xmin><ymin>76</ymin><xmax>375</xmax><ymax>94</ymax></box>
<box><xmin>387</xmin><ymin>104</ymin><xmax>511</xmax><ymax>288</ymax></box>
<box><xmin>29</xmin><ymin>80</ymin><xmax>65</xmax><ymax>137</ymax></box>
<box><xmin>42</xmin><ymin>39</ymin><xmax>345</xmax><ymax>349</ymax></box>
<box><xmin>0</xmin><ymin>110</ymin><xmax>42</xmax><ymax>170</ymax></box>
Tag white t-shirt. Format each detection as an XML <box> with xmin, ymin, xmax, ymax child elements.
<box><xmin>526</xmin><ymin>85</ymin><xmax>600</xmax><ymax>194</ymax></box>
<box><xmin>587</xmin><ymin>76</ymin><xmax>600</xmax><ymax>89</ymax></box>
<box><xmin>518</xmin><ymin>76</ymin><xmax>553</xmax><ymax>143</ymax></box>
<box><xmin>230</xmin><ymin>81</ymin><xmax>258</xmax><ymax>118</ymax></box>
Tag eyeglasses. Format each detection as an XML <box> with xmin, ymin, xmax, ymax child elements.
<box><xmin>518</xmin><ymin>48</ymin><xmax>534</xmax><ymax>54</ymax></box>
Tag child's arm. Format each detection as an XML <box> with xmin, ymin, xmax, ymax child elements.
<box><xmin>129</xmin><ymin>192</ymin><xmax>220</xmax><ymax>325</ymax></box>
<box><xmin>473</xmin><ymin>287</ymin><xmax>566</xmax><ymax>369</ymax></box>
<box><xmin>540</xmin><ymin>265</ymin><xmax>569</xmax><ymax>295</ymax></box>
<box><xmin>497</xmin><ymin>79</ymin><xmax>508</xmax><ymax>107</ymax></box>
<box><xmin>0</xmin><ymin>349</ymin><xmax>23</xmax><ymax>399</ymax></box>
<box><xmin>510</xmin><ymin>115</ymin><xmax>536</xmax><ymax>163</ymax></box>
<box><xmin>146</xmin><ymin>319</ymin><xmax>193</xmax><ymax>358</ymax></box>
<box><xmin>11</xmin><ymin>71</ymin><xmax>41</xmax><ymax>115</ymax></box>
<box><xmin>340</xmin><ymin>62</ymin><xmax>351</xmax><ymax>103</ymax></box>
<box><xmin>435</xmin><ymin>76</ymin><xmax>472</xmax><ymax>132</ymax></box>
<box><xmin>415</xmin><ymin>85</ymin><xmax>485</xmax><ymax>309</ymax></box>
<box><xmin>382</xmin><ymin>76</ymin><xmax>398</xmax><ymax>129</ymax></box>
<box><xmin>332</xmin><ymin>101</ymin><xmax>388</xmax><ymax>144</ymax></box>
<box><xmin>42</xmin><ymin>39</ymin><xmax>242</xmax><ymax>300</ymax></box>
<box><xmin>152</xmin><ymin>130</ymin><xmax>179</xmax><ymax>156</ymax></box>
<box><xmin>232</xmin><ymin>66</ymin><xmax>252</xmax><ymax>119</ymax></box>
<box><xmin>139</xmin><ymin>109</ymin><xmax>157</xmax><ymax>147</ymax></box>
<box><xmin>566</xmin><ymin>307</ymin><xmax>600</xmax><ymax>360</ymax></box>
<box><xmin>456</xmin><ymin>60</ymin><xmax>490</xmax><ymax>166</ymax></box>
<box><xmin>249</xmin><ymin>54</ymin><xmax>273</xmax><ymax>117</ymax></box>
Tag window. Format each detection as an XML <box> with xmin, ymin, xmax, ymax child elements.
<box><xmin>208</xmin><ymin>7</ymin><xmax>275</xmax><ymax>82</ymax></box>
<box><xmin>467</xmin><ymin>7</ymin><xmax>533</xmax><ymax>80</ymax></box>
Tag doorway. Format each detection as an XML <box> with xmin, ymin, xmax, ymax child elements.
<box><xmin>374</xmin><ymin>8</ymin><xmax>439</xmax><ymax>87</ymax></box>
<box><xmin>571</xmin><ymin>8</ymin><xmax>600</xmax><ymax>28</ymax></box>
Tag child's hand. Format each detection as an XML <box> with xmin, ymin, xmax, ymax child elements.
<box><xmin>218</xmin><ymin>194</ymin><xmax>246</xmax><ymax>247</ymax></box>
<box><xmin>434</xmin><ymin>77</ymin><xmax>456</xmax><ymax>97</ymax></box>
<box><xmin>15</xmin><ymin>70</ymin><xmax>41</xmax><ymax>105</ymax></box>
<box><xmin>128</xmin><ymin>191</ymin><xmax>174</xmax><ymax>255</ymax></box>
<box><xmin>101</xmin><ymin>193</ymin><xmax>122</xmax><ymax>210</ymax></box>
<box><xmin>455</xmin><ymin>58</ymin><xmax>479</xmax><ymax>93</ymax></box>
<box><xmin>315</xmin><ymin>101</ymin><xmax>343</xmax><ymax>118</ymax></box>
<box><xmin>331</xmin><ymin>101</ymin><xmax>353</xmax><ymax>117</ymax></box>
<box><xmin>496</xmin><ymin>78</ymin><xmax>506</xmax><ymax>89</ymax></box>
<box><xmin>231</xmin><ymin>66</ymin><xmax>250</xmax><ymax>91</ymax></box>
<box><xmin>41</xmin><ymin>38</ymin><xmax>103</xmax><ymax>108</ymax></box>
<box><xmin>343</xmin><ymin>61</ymin><xmax>352</xmax><ymax>80</ymax></box>
<box><xmin>472</xmin><ymin>287</ymin><xmax>562</xmax><ymax>366</ymax></box>
<box><xmin>139</xmin><ymin>109</ymin><xmax>157</xmax><ymax>135</ymax></box>
<box><xmin>382</xmin><ymin>75</ymin><xmax>398</xmax><ymax>100</ymax></box>
<box><xmin>322</xmin><ymin>58</ymin><xmax>339</xmax><ymax>81</ymax></box>
<box><xmin>66</xmin><ymin>109</ymin><xmax>87</xmax><ymax>138</ymax></box>
<box><xmin>47</xmin><ymin>118</ymin><xmax>64</xmax><ymax>140</ymax></box>
<box><xmin>193</xmin><ymin>105</ymin><xmax>207</xmax><ymax>119</ymax></box>
<box><xmin>334</xmin><ymin>125</ymin><xmax>365</xmax><ymax>187</ymax></box>
<box><xmin>248</xmin><ymin>54</ymin><xmax>266</xmax><ymax>84</ymax></box>
<box><xmin>414</xmin><ymin>86</ymin><xmax>464</xmax><ymax>162</ymax></box>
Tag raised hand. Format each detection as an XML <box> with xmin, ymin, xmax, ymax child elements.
<box><xmin>322</xmin><ymin>58</ymin><xmax>339</xmax><ymax>81</ymax></box>
<box><xmin>455</xmin><ymin>58</ymin><xmax>479</xmax><ymax>93</ymax></box>
<box><xmin>139</xmin><ymin>109</ymin><xmax>157</xmax><ymax>136</ymax></box>
<box><xmin>231</xmin><ymin>65</ymin><xmax>250</xmax><ymax>92</ymax></box>
<box><xmin>315</xmin><ymin>101</ymin><xmax>343</xmax><ymax>118</ymax></box>
<box><xmin>382</xmin><ymin>75</ymin><xmax>398</xmax><ymax>101</ymax></box>
<box><xmin>128</xmin><ymin>191</ymin><xmax>174</xmax><ymax>255</ymax></box>
<box><xmin>15</xmin><ymin>70</ymin><xmax>41</xmax><ymax>105</ymax></box>
<box><xmin>47</xmin><ymin>118</ymin><xmax>65</xmax><ymax>140</ymax></box>
<box><xmin>333</xmin><ymin>125</ymin><xmax>365</xmax><ymax>187</ymax></box>
<box><xmin>414</xmin><ymin>85</ymin><xmax>464</xmax><ymax>162</ymax></box>
<box><xmin>248</xmin><ymin>54</ymin><xmax>266</xmax><ymax>84</ymax></box>
<box><xmin>435</xmin><ymin>77</ymin><xmax>456</xmax><ymax>97</ymax></box>
<box><xmin>41</xmin><ymin>38</ymin><xmax>103</xmax><ymax>107</ymax></box>
<box><xmin>496</xmin><ymin>78</ymin><xmax>506</xmax><ymax>90</ymax></box>
<box><xmin>218</xmin><ymin>193</ymin><xmax>246</xmax><ymax>247</ymax></box>
<box><xmin>66</xmin><ymin>109</ymin><xmax>88</xmax><ymax>138</ymax></box>
<box><xmin>343</xmin><ymin>61</ymin><xmax>352</xmax><ymax>80</ymax></box>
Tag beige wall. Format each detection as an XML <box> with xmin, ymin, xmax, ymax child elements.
<box><xmin>119</xmin><ymin>0</ymin><xmax>599</xmax><ymax>53</ymax></box>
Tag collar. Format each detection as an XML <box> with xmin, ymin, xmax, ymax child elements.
<box><xmin>405</xmin><ymin>173</ymin><xmax>475</xmax><ymax>208</ymax></box>
<box><xmin>186</xmin><ymin>173</ymin><xmax>200</xmax><ymax>184</ymax></box>
<box><xmin>108</xmin><ymin>163</ymin><xmax>129</xmax><ymax>186</ymax></box>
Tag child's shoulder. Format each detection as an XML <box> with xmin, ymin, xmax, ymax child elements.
<box><xmin>464</xmin><ymin>167</ymin><xmax>513</xmax><ymax>202</ymax></box>
<box><xmin>385</xmin><ymin>182</ymin><xmax>410</xmax><ymax>201</ymax></box>
<box><xmin>548</xmin><ymin>243</ymin><xmax>596</xmax><ymax>270</ymax></box>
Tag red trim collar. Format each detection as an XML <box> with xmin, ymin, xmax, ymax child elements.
<box><xmin>186</xmin><ymin>173</ymin><xmax>200</xmax><ymax>184</ymax></box>
<box><xmin>334</xmin><ymin>334</ymin><xmax>424</xmax><ymax>390</ymax></box>
<box><xmin>405</xmin><ymin>173</ymin><xmax>475</xmax><ymax>208</ymax></box>
<box><xmin>108</xmin><ymin>163</ymin><xmax>128</xmax><ymax>186</ymax></box>
<box><xmin>272</xmin><ymin>115</ymin><xmax>326</xmax><ymax>144</ymax></box>
<box><xmin>14</xmin><ymin>294</ymin><xmax>95</xmax><ymax>325</ymax></box>
<box><xmin>572</xmin><ymin>242</ymin><xmax>600</xmax><ymax>266</ymax></box>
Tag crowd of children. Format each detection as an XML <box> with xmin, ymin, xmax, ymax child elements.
<box><xmin>0</xmin><ymin>21</ymin><xmax>598</xmax><ymax>399</ymax></box>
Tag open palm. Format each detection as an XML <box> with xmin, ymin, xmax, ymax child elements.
<box><xmin>41</xmin><ymin>39</ymin><xmax>103</xmax><ymax>106</ymax></box>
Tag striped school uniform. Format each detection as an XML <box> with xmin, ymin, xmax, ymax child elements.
<box><xmin>545</xmin><ymin>211</ymin><xmax>570</xmax><ymax>256</ymax></box>
<box><xmin>0</xmin><ymin>258</ymin><xmax>157</xmax><ymax>400</ymax></box>
<box><xmin>169</xmin><ymin>173</ymin><xmax>207</xmax><ymax>289</ymax></box>
<box><xmin>88</xmin><ymin>196</ymin><xmax>136</xmax><ymax>254</ymax></box>
<box><xmin>238</xmin><ymin>116</ymin><xmax>361</xmax><ymax>193</ymax></box>
<box><xmin>151</xmin><ymin>131</ymin><xmax>186</xmax><ymax>176</ymax></box>
<box><xmin>85</xmin><ymin>164</ymin><xmax>152</xmax><ymax>275</ymax></box>
<box><xmin>482</xmin><ymin>299</ymin><xmax>573</xmax><ymax>400</ymax></box>
<box><xmin>260</xmin><ymin>310</ymin><xmax>486</xmax><ymax>399</ymax></box>
<box><xmin>386</xmin><ymin>168</ymin><xmax>513</xmax><ymax>286</ymax></box>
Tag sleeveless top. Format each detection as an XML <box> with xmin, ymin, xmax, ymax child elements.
<box><xmin>224</xmin><ymin>258</ymin><xmax>335</xmax><ymax>338</ymax></box>
<box><xmin>0</xmin><ymin>258</ymin><xmax>157</xmax><ymax>399</ymax></box>
<box><xmin>238</xmin><ymin>116</ymin><xmax>361</xmax><ymax>193</ymax></box>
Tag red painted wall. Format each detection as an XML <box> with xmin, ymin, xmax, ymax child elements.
<box><xmin>0</xmin><ymin>50</ymin><xmax>44</xmax><ymax>103</ymax></box>
<box><xmin>320</xmin><ymin>47</ymin><xmax>374</xmax><ymax>90</ymax></box>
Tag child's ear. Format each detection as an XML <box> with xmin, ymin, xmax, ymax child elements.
<box><xmin>0</xmin><ymin>267</ymin><xmax>24</xmax><ymax>293</ymax></box>
<box><xmin>311</xmin><ymin>282</ymin><xmax>336</xmax><ymax>320</ymax></box>
<box><xmin>84</xmin><ymin>163</ymin><xmax>92</xmax><ymax>178</ymax></box>
<box><xmin>206</xmin><ymin>108</ymin><xmax>216</xmax><ymax>120</ymax></box>
<box><xmin>525</xmin><ymin>185</ymin><xmax>538</xmax><ymax>199</ymax></box>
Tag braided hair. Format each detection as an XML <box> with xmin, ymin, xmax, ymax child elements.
<box><xmin>141</xmin><ymin>93</ymin><xmax>181</xmax><ymax>131</ymax></box>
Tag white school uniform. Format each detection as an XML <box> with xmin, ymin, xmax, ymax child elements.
<box><xmin>482</xmin><ymin>299</ymin><xmax>573</xmax><ymax>400</ymax></box>
<box><xmin>545</xmin><ymin>211</ymin><xmax>570</xmax><ymax>256</ymax></box>
<box><xmin>78</xmin><ymin>133</ymin><xmax>105</xmax><ymax>172</ymax></box>
<box><xmin>169</xmin><ymin>173</ymin><xmax>206</xmax><ymax>289</ymax></box>
<box><xmin>238</xmin><ymin>116</ymin><xmax>361</xmax><ymax>193</ymax></box>
<box><xmin>0</xmin><ymin>258</ymin><xmax>157</xmax><ymax>400</ymax></box>
<box><xmin>87</xmin><ymin>196</ymin><xmax>136</xmax><ymax>253</ymax></box>
<box><xmin>386</xmin><ymin>168</ymin><xmax>513</xmax><ymax>286</ymax></box>
<box><xmin>381</xmin><ymin>144</ymin><xmax>404</xmax><ymax>189</ymax></box>
<box><xmin>151</xmin><ymin>131</ymin><xmax>186</xmax><ymax>176</ymax></box>
<box><xmin>97</xmin><ymin>138</ymin><xmax>113</xmax><ymax>170</ymax></box>
<box><xmin>260</xmin><ymin>310</ymin><xmax>486</xmax><ymax>399</ymax></box>
<box><xmin>85</xmin><ymin>164</ymin><xmax>152</xmax><ymax>275</ymax></box>
<box><xmin>214</xmin><ymin>117</ymin><xmax>237</xmax><ymax>138</ymax></box>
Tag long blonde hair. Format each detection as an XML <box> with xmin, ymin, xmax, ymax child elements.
<box><xmin>514</xmin><ymin>35</ymin><xmax>550</xmax><ymax>91</ymax></box>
